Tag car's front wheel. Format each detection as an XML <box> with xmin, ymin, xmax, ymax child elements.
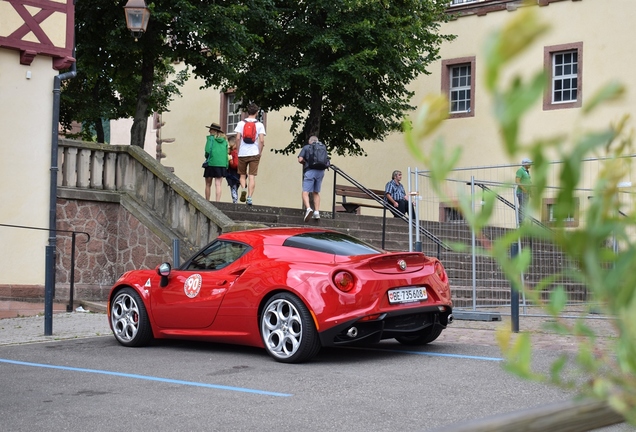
<box><xmin>260</xmin><ymin>293</ymin><xmax>321</xmax><ymax>363</ymax></box>
<box><xmin>110</xmin><ymin>287</ymin><xmax>152</xmax><ymax>347</ymax></box>
<box><xmin>395</xmin><ymin>325</ymin><xmax>443</xmax><ymax>346</ymax></box>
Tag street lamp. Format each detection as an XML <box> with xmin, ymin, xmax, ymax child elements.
<box><xmin>124</xmin><ymin>0</ymin><xmax>150</xmax><ymax>41</ymax></box>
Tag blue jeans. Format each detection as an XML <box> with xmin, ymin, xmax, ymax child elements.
<box><xmin>516</xmin><ymin>192</ymin><xmax>528</xmax><ymax>224</ymax></box>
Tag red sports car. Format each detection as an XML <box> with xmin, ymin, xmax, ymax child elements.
<box><xmin>108</xmin><ymin>227</ymin><xmax>453</xmax><ymax>363</ymax></box>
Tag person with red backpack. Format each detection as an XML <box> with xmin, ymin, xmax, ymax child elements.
<box><xmin>234</xmin><ymin>103</ymin><xmax>266</xmax><ymax>206</ymax></box>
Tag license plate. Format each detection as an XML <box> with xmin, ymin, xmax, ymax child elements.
<box><xmin>387</xmin><ymin>287</ymin><xmax>427</xmax><ymax>304</ymax></box>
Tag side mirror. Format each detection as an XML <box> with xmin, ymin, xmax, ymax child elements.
<box><xmin>157</xmin><ymin>262</ymin><xmax>171</xmax><ymax>287</ymax></box>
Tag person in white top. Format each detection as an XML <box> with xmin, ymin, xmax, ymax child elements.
<box><xmin>234</xmin><ymin>103</ymin><xmax>266</xmax><ymax>205</ymax></box>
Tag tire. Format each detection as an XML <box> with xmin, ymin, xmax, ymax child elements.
<box><xmin>260</xmin><ymin>293</ymin><xmax>321</xmax><ymax>363</ymax></box>
<box><xmin>395</xmin><ymin>325</ymin><xmax>443</xmax><ymax>346</ymax></box>
<box><xmin>110</xmin><ymin>287</ymin><xmax>153</xmax><ymax>347</ymax></box>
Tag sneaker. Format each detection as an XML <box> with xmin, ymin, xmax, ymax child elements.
<box><xmin>239</xmin><ymin>190</ymin><xmax>247</xmax><ymax>202</ymax></box>
<box><xmin>246</xmin><ymin>197</ymin><xmax>252</xmax><ymax>206</ymax></box>
<box><xmin>313</xmin><ymin>211</ymin><xmax>320</xmax><ymax>220</ymax></box>
<box><xmin>304</xmin><ymin>208</ymin><xmax>313</xmax><ymax>222</ymax></box>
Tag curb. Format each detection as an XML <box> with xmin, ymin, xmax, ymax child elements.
<box><xmin>79</xmin><ymin>300</ymin><xmax>107</xmax><ymax>314</ymax></box>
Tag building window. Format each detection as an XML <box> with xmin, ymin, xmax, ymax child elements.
<box><xmin>450</xmin><ymin>65</ymin><xmax>471</xmax><ymax>112</ymax></box>
<box><xmin>442</xmin><ymin>57</ymin><xmax>475</xmax><ymax>119</ymax></box>
<box><xmin>220</xmin><ymin>92</ymin><xmax>242</xmax><ymax>135</ymax></box>
<box><xmin>439</xmin><ymin>202</ymin><xmax>465</xmax><ymax>223</ymax></box>
<box><xmin>542</xmin><ymin>197</ymin><xmax>579</xmax><ymax>227</ymax></box>
<box><xmin>221</xmin><ymin>92</ymin><xmax>267</xmax><ymax>134</ymax></box>
<box><xmin>543</xmin><ymin>42</ymin><xmax>583</xmax><ymax>111</ymax></box>
<box><xmin>553</xmin><ymin>51</ymin><xmax>578</xmax><ymax>103</ymax></box>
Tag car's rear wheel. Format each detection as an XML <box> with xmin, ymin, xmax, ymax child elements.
<box><xmin>110</xmin><ymin>287</ymin><xmax>152</xmax><ymax>347</ymax></box>
<box><xmin>260</xmin><ymin>293</ymin><xmax>321</xmax><ymax>363</ymax></box>
<box><xmin>395</xmin><ymin>325</ymin><xmax>443</xmax><ymax>346</ymax></box>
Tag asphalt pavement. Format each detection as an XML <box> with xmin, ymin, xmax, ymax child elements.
<box><xmin>0</xmin><ymin>302</ymin><xmax>630</xmax><ymax>431</ymax></box>
<box><xmin>0</xmin><ymin>300</ymin><xmax>620</xmax><ymax>352</ymax></box>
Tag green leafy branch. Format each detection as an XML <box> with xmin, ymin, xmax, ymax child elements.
<box><xmin>406</xmin><ymin>4</ymin><xmax>636</xmax><ymax>425</ymax></box>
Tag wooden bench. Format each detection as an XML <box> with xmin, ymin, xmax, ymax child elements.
<box><xmin>334</xmin><ymin>184</ymin><xmax>386</xmax><ymax>213</ymax></box>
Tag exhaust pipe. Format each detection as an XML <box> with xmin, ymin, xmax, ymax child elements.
<box><xmin>447</xmin><ymin>314</ymin><xmax>454</xmax><ymax>324</ymax></box>
<box><xmin>346</xmin><ymin>327</ymin><xmax>358</xmax><ymax>338</ymax></box>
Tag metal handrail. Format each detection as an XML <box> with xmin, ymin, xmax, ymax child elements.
<box><xmin>0</xmin><ymin>224</ymin><xmax>90</xmax><ymax>311</ymax></box>
<box><xmin>329</xmin><ymin>165</ymin><xmax>451</xmax><ymax>253</ymax></box>
<box><xmin>470</xmin><ymin>182</ymin><xmax>552</xmax><ymax>231</ymax></box>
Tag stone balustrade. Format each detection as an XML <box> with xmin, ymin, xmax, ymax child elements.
<box><xmin>58</xmin><ymin>139</ymin><xmax>241</xmax><ymax>253</ymax></box>
<box><xmin>53</xmin><ymin>139</ymin><xmax>252</xmax><ymax>301</ymax></box>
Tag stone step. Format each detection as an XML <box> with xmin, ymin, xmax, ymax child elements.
<box><xmin>211</xmin><ymin>202</ymin><xmax>422</xmax><ymax>249</ymax></box>
<box><xmin>451</xmin><ymin>284</ymin><xmax>589</xmax><ymax>302</ymax></box>
<box><xmin>210</xmin><ymin>201</ymin><xmax>589</xmax><ymax>302</ymax></box>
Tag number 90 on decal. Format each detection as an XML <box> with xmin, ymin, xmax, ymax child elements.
<box><xmin>387</xmin><ymin>287</ymin><xmax>427</xmax><ymax>304</ymax></box>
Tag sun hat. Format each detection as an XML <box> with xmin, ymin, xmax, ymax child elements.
<box><xmin>521</xmin><ymin>158</ymin><xmax>532</xmax><ymax>165</ymax></box>
<box><xmin>205</xmin><ymin>122</ymin><xmax>223</xmax><ymax>133</ymax></box>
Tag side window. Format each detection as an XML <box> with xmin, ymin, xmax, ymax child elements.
<box><xmin>442</xmin><ymin>56</ymin><xmax>476</xmax><ymax>119</ymax></box>
<box><xmin>543</xmin><ymin>42</ymin><xmax>583</xmax><ymax>111</ymax></box>
<box><xmin>185</xmin><ymin>241</ymin><xmax>249</xmax><ymax>270</ymax></box>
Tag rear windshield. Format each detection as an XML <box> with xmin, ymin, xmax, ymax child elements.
<box><xmin>282</xmin><ymin>232</ymin><xmax>383</xmax><ymax>256</ymax></box>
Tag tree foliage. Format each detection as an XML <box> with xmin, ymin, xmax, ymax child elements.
<box><xmin>229</xmin><ymin>0</ymin><xmax>453</xmax><ymax>156</ymax></box>
<box><xmin>62</xmin><ymin>0</ymin><xmax>452</xmax><ymax>153</ymax></box>
<box><xmin>406</xmin><ymin>6</ymin><xmax>636</xmax><ymax>425</ymax></box>
<box><xmin>61</xmin><ymin>0</ymin><xmax>255</xmax><ymax>145</ymax></box>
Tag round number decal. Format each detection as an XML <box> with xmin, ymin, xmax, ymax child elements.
<box><xmin>184</xmin><ymin>274</ymin><xmax>202</xmax><ymax>298</ymax></box>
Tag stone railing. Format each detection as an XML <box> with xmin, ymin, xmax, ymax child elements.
<box><xmin>57</xmin><ymin>139</ymin><xmax>249</xmax><ymax>258</ymax></box>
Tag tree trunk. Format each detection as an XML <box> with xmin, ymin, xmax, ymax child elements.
<box><xmin>305</xmin><ymin>89</ymin><xmax>322</xmax><ymax>141</ymax></box>
<box><xmin>426</xmin><ymin>398</ymin><xmax>625</xmax><ymax>432</ymax></box>
<box><xmin>130</xmin><ymin>50</ymin><xmax>155</xmax><ymax>148</ymax></box>
<box><xmin>94</xmin><ymin>118</ymin><xmax>104</xmax><ymax>143</ymax></box>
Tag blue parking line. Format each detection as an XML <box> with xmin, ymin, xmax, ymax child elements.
<box><xmin>351</xmin><ymin>347</ymin><xmax>503</xmax><ymax>362</ymax></box>
<box><xmin>0</xmin><ymin>358</ymin><xmax>292</xmax><ymax>397</ymax></box>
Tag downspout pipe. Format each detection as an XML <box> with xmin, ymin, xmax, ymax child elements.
<box><xmin>45</xmin><ymin>61</ymin><xmax>76</xmax><ymax>336</ymax></box>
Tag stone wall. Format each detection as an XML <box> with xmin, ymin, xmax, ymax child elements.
<box><xmin>54</xmin><ymin>198</ymin><xmax>172</xmax><ymax>302</ymax></box>
<box><xmin>0</xmin><ymin>139</ymin><xmax>243</xmax><ymax>303</ymax></box>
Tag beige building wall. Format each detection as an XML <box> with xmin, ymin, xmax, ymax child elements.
<box><xmin>109</xmin><ymin>117</ymin><xmax>158</xmax><ymax>156</ymax></box>
<box><xmin>420</xmin><ymin>0</ymin><xmax>636</xmax><ymax>168</ymax></box>
<box><xmin>158</xmin><ymin>72</ymin><xmax>417</xmax><ymax>214</ymax></box>
<box><xmin>0</xmin><ymin>49</ymin><xmax>56</xmax><ymax>284</ymax></box>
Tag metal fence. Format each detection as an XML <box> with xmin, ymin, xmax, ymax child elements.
<box><xmin>406</xmin><ymin>156</ymin><xmax>636</xmax><ymax>318</ymax></box>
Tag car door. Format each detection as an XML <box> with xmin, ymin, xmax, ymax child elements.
<box><xmin>151</xmin><ymin>241</ymin><xmax>249</xmax><ymax>329</ymax></box>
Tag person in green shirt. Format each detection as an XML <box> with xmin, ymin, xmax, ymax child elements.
<box><xmin>203</xmin><ymin>122</ymin><xmax>229</xmax><ymax>202</ymax></box>
<box><xmin>515</xmin><ymin>158</ymin><xmax>532</xmax><ymax>224</ymax></box>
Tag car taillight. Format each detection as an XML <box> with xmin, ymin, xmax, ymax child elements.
<box><xmin>333</xmin><ymin>271</ymin><xmax>355</xmax><ymax>292</ymax></box>
<box><xmin>435</xmin><ymin>261</ymin><xmax>448</xmax><ymax>284</ymax></box>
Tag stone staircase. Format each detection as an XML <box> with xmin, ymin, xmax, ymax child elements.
<box><xmin>212</xmin><ymin>201</ymin><xmax>417</xmax><ymax>251</ymax></box>
<box><xmin>211</xmin><ymin>201</ymin><xmax>588</xmax><ymax>309</ymax></box>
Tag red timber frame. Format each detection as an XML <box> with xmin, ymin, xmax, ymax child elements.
<box><xmin>0</xmin><ymin>0</ymin><xmax>75</xmax><ymax>70</ymax></box>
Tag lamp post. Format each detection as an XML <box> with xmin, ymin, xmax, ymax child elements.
<box><xmin>124</xmin><ymin>0</ymin><xmax>150</xmax><ymax>41</ymax></box>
